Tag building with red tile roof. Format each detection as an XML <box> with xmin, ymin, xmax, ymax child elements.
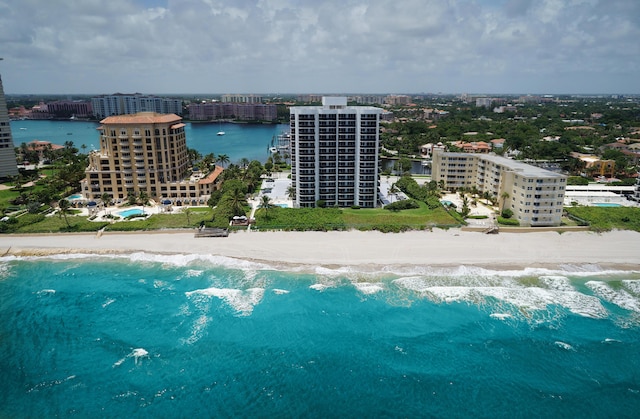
<box><xmin>81</xmin><ymin>112</ymin><xmax>221</xmax><ymax>204</ymax></box>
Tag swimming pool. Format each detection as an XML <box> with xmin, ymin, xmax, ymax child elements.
<box><xmin>593</xmin><ymin>203</ymin><xmax>622</xmax><ymax>207</ymax></box>
<box><xmin>67</xmin><ymin>194</ymin><xmax>83</xmax><ymax>200</ymax></box>
<box><xmin>117</xmin><ymin>208</ymin><xmax>145</xmax><ymax>217</ymax></box>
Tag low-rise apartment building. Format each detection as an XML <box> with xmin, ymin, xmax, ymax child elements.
<box><xmin>432</xmin><ymin>151</ymin><xmax>567</xmax><ymax>227</ymax></box>
<box><xmin>188</xmin><ymin>102</ymin><xmax>277</xmax><ymax>122</ymax></box>
<box><xmin>91</xmin><ymin>94</ymin><xmax>183</xmax><ymax>119</ymax></box>
<box><xmin>221</xmin><ymin>94</ymin><xmax>263</xmax><ymax>104</ymax></box>
<box><xmin>81</xmin><ymin>112</ymin><xmax>219</xmax><ymax>203</ymax></box>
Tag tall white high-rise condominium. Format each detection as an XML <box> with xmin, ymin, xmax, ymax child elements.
<box><xmin>290</xmin><ymin>97</ymin><xmax>382</xmax><ymax>208</ymax></box>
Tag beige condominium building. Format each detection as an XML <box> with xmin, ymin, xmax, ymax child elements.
<box><xmin>81</xmin><ymin>112</ymin><xmax>219</xmax><ymax>204</ymax></box>
<box><xmin>432</xmin><ymin>151</ymin><xmax>567</xmax><ymax>227</ymax></box>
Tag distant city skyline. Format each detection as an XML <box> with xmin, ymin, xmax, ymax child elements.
<box><xmin>1</xmin><ymin>0</ymin><xmax>639</xmax><ymax>95</ymax></box>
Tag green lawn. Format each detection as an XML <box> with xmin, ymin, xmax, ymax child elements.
<box><xmin>1</xmin><ymin>207</ymin><xmax>214</xmax><ymax>234</ymax></box>
<box><xmin>254</xmin><ymin>202</ymin><xmax>461</xmax><ymax>232</ymax></box>
<box><xmin>6</xmin><ymin>214</ymin><xmax>108</xmax><ymax>233</ymax></box>
<box><xmin>105</xmin><ymin>209</ymin><xmax>213</xmax><ymax>231</ymax></box>
<box><xmin>565</xmin><ymin>206</ymin><xmax>640</xmax><ymax>232</ymax></box>
<box><xmin>9</xmin><ymin>199</ymin><xmax>639</xmax><ymax>234</ymax></box>
<box><xmin>342</xmin><ymin>203</ymin><xmax>459</xmax><ymax>231</ymax></box>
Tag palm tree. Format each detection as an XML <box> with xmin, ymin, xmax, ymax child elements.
<box><xmin>188</xmin><ymin>148</ymin><xmax>202</xmax><ymax>165</ymax></box>
<box><xmin>482</xmin><ymin>191</ymin><xmax>492</xmax><ymax>205</ymax></box>
<box><xmin>58</xmin><ymin>199</ymin><xmax>71</xmax><ymax>228</ymax></box>
<box><xmin>286</xmin><ymin>185</ymin><xmax>296</xmax><ymax>200</ymax></box>
<box><xmin>500</xmin><ymin>191</ymin><xmax>510</xmax><ymax>210</ymax></box>
<box><xmin>101</xmin><ymin>192</ymin><xmax>112</xmax><ymax>207</ymax></box>
<box><xmin>216</xmin><ymin>154</ymin><xmax>230</xmax><ymax>168</ymax></box>
<box><xmin>259</xmin><ymin>195</ymin><xmax>274</xmax><ymax>219</ymax></box>
<box><xmin>461</xmin><ymin>195</ymin><xmax>470</xmax><ymax>218</ymax></box>
<box><xmin>227</xmin><ymin>187</ymin><xmax>247</xmax><ymax>216</ymax></box>
<box><xmin>239</xmin><ymin>157</ymin><xmax>250</xmax><ymax>170</ymax></box>
<box><xmin>389</xmin><ymin>183</ymin><xmax>399</xmax><ymax>202</ymax></box>
<box><xmin>138</xmin><ymin>190</ymin><xmax>149</xmax><ymax>214</ymax></box>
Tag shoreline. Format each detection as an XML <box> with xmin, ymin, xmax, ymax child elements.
<box><xmin>2</xmin><ymin>229</ymin><xmax>640</xmax><ymax>272</ymax></box>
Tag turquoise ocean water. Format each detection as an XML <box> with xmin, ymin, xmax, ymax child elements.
<box><xmin>10</xmin><ymin>120</ymin><xmax>289</xmax><ymax>164</ymax></box>
<box><xmin>1</xmin><ymin>254</ymin><xmax>640</xmax><ymax>417</ymax></box>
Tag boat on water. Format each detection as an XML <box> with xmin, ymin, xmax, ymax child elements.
<box><xmin>217</xmin><ymin>131</ymin><xmax>225</xmax><ymax>136</ymax></box>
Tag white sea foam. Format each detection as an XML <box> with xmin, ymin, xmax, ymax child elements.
<box><xmin>353</xmin><ymin>282</ymin><xmax>384</xmax><ymax>295</ymax></box>
<box><xmin>153</xmin><ymin>280</ymin><xmax>169</xmax><ymax>289</ymax></box>
<box><xmin>36</xmin><ymin>289</ymin><xmax>56</xmax><ymax>295</ymax></box>
<box><xmin>393</xmin><ymin>276</ymin><xmax>608</xmax><ymax>320</ymax></box>
<box><xmin>6</xmin><ymin>250</ymin><xmax>638</xmax><ymax>280</ymax></box>
<box><xmin>586</xmin><ymin>281</ymin><xmax>640</xmax><ymax>313</ymax></box>
<box><xmin>184</xmin><ymin>315</ymin><xmax>210</xmax><ymax>345</ymax></box>
<box><xmin>314</xmin><ymin>266</ymin><xmax>355</xmax><ymax>277</ymax></box>
<box><xmin>0</xmin><ymin>261</ymin><xmax>12</xmax><ymax>279</ymax></box>
<box><xmin>490</xmin><ymin>313</ymin><xmax>512</xmax><ymax>320</ymax></box>
<box><xmin>622</xmin><ymin>280</ymin><xmax>640</xmax><ymax>295</ymax></box>
<box><xmin>186</xmin><ymin>287</ymin><xmax>265</xmax><ymax>316</ymax></box>
<box><xmin>310</xmin><ymin>283</ymin><xmax>331</xmax><ymax>291</ymax></box>
<box><xmin>539</xmin><ymin>276</ymin><xmax>574</xmax><ymax>292</ymax></box>
<box><xmin>126</xmin><ymin>252</ymin><xmax>273</xmax><ymax>271</ymax></box>
<box><xmin>131</xmin><ymin>348</ymin><xmax>149</xmax><ymax>364</ymax></box>
<box><xmin>102</xmin><ymin>298</ymin><xmax>115</xmax><ymax>308</ymax></box>
<box><xmin>183</xmin><ymin>269</ymin><xmax>204</xmax><ymax>278</ymax></box>
<box><xmin>555</xmin><ymin>341</ymin><xmax>576</xmax><ymax>351</ymax></box>
<box><xmin>273</xmin><ymin>289</ymin><xmax>290</xmax><ymax>295</ymax></box>
<box><xmin>5</xmin><ymin>251</ymin><xmax>274</xmax><ymax>272</ymax></box>
<box><xmin>378</xmin><ymin>264</ymin><xmax>638</xmax><ymax>279</ymax></box>
<box><xmin>113</xmin><ymin>348</ymin><xmax>149</xmax><ymax>367</ymax></box>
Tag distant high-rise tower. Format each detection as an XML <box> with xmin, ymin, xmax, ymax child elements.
<box><xmin>290</xmin><ymin>97</ymin><xmax>382</xmax><ymax>208</ymax></box>
<box><xmin>0</xmin><ymin>68</ymin><xmax>18</xmax><ymax>177</ymax></box>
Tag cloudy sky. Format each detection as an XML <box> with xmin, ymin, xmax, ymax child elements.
<box><xmin>1</xmin><ymin>0</ymin><xmax>638</xmax><ymax>95</ymax></box>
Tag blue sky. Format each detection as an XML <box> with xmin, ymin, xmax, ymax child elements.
<box><xmin>1</xmin><ymin>0</ymin><xmax>638</xmax><ymax>95</ymax></box>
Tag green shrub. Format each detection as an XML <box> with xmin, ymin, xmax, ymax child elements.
<box><xmin>501</xmin><ymin>208</ymin><xmax>514</xmax><ymax>219</ymax></box>
<box><xmin>567</xmin><ymin>176</ymin><xmax>589</xmax><ymax>185</ymax></box>
<box><xmin>497</xmin><ymin>216</ymin><xmax>519</xmax><ymax>226</ymax></box>
<box><xmin>384</xmin><ymin>199</ymin><xmax>420</xmax><ymax>211</ymax></box>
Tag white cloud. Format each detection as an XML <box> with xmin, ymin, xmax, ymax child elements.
<box><xmin>0</xmin><ymin>0</ymin><xmax>638</xmax><ymax>94</ymax></box>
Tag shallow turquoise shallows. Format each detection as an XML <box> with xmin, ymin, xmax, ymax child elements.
<box><xmin>1</xmin><ymin>255</ymin><xmax>640</xmax><ymax>417</ymax></box>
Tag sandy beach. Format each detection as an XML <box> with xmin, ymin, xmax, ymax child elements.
<box><xmin>2</xmin><ymin>228</ymin><xmax>639</xmax><ymax>271</ymax></box>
